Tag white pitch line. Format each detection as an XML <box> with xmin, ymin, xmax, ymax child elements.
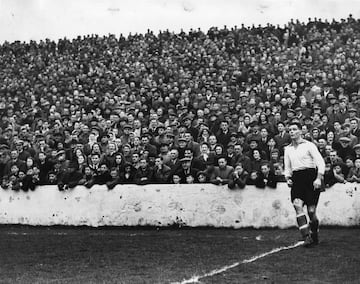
<box><xmin>174</xmin><ymin>241</ymin><xmax>304</xmax><ymax>284</ymax></box>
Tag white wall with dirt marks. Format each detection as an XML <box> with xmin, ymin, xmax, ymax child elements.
<box><xmin>0</xmin><ymin>183</ymin><xmax>359</xmax><ymax>227</ymax></box>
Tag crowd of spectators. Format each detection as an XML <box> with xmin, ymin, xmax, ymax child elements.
<box><xmin>1</xmin><ymin>15</ymin><xmax>360</xmax><ymax>191</ymax></box>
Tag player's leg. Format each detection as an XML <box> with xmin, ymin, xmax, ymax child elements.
<box><xmin>293</xmin><ymin>198</ymin><xmax>311</xmax><ymax>240</ymax></box>
<box><xmin>307</xmin><ymin>205</ymin><xmax>319</xmax><ymax>244</ymax></box>
<box><xmin>305</xmin><ymin>169</ymin><xmax>321</xmax><ymax>246</ymax></box>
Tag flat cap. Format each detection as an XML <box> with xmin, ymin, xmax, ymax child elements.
<box><xmin>339</xmin><ymin>137</ymin><xmax>351</xmax><ymax>143</ymax></box>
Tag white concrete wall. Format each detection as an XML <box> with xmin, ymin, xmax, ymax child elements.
<box><xmin>1</xmin><ymin>0</ymin><xmax>360</xmax><ymax>43</ymax></box>
<box><xmin>0</xmin><ymin>183</ymin><xmax>359</xmax><ymax>228</ymax></box>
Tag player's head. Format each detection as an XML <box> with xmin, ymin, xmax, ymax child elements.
<box><xmin>288</xmin><ymin>122</ymin><xmax>302</xmax><ymax>140</ymax></box>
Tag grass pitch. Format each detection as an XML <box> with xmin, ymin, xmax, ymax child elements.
<box><xmin>0</xmin><ymin>226</ymin><xmax>359</xmax><ymax>283</ymax></box>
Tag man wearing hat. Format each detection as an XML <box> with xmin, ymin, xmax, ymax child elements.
<box><xmin>55</xmin><ymin>149</ymin><xmax>70</xmax><ymax>180</ymax></box>
<box><xmin>172</xmin><ymin>156</ymin><xmax>199</xmax><ymax>184</ymax></box>
<box><xmin>164</xmin><ymin>131</ymin><xmax>176</xmax><ymax>149</ymax></box>
<box><xmin>176</xmin><ymin>136</ymin><xmax>188</xmax><ymax>157</ymax></box>
<box><xmin>285</xmin><ymin>108</ymin><xmax>296</xmax><ymax>125</ymax></box>
<box><xmin>294</xmin><ymin>106</ymin><xmax>305</xmax><ymax>121</ymax></box>
<box><xmin>352</xmin><ymin>144</ymin><xmax>360</xmax><ymax>160</ymax></box>
<box><xmin>341</xmin><ymin>122</ymin><xmax>357</xmax><ymax>146</ymax></box>
<box><xmin>120</xmin><ymin>124</ymin><xmax>133</xmax><ymax>145</ymax></box>
<box><xmin>182</xmin><ymin>116</ymin><xmax>199</xmax><ymax>141</ymax></box>
<box><xmin>336</xmin><ymin>136</ymin><xmax>355</xmax><ymax>161</ymax></box>
<box><xmin>344</xmin><ymin>107</ymin><xmax>359</xmax><ymax>124</ymax></box>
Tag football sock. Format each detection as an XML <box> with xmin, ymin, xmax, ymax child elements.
<box><xmin>296</xmin><ymin>213</ymin><xmax>310</xmax><ymax>238</ymax></box>
<box><xmin>309</xmin><ymin>219</ymin><xmax>319</xmax><ymax>233</ymax></box>
<box><xmin>310</xmin><ymin>219</ymin><xmax>319</xmax><ymax>242</ymax></box>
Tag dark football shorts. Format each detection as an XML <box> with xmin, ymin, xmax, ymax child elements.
<box><xmin>291</xmin><ymin>168</ymin><xmax>321</xmax><ymax>206</ymax></box>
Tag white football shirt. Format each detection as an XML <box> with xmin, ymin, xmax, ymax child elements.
<box><xmin>284</xmin><ymin>139</ymin><xmax>325</xmax><ymax>178</ymax></box>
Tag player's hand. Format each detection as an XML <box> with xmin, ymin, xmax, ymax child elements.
<box><xmin>313</xmin><ymin>178</ymin><xmax>322</xmax><ymax>189</ymax></box>
<box><xmin>286</xmin><ymin>179</ymin><xmax>293</xmax><ymax>188</ymax></box>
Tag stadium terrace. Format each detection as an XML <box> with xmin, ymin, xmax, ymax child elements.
<box><xmin>1</xmin><ymin>15</ymin><xmax>360</xmax><ymax>191</ymax></box>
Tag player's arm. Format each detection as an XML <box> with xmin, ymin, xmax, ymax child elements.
<box><xmin>283</xmin><ymin>147</ymin><xmax>293</xmax><ymax>187</ymax></box>
<box><xmin>309</xmin><ymin>142</ymin><xmax>325</xmax><ymax>180</ymax></box>
<box><xmin>309</xmin><ymin>142</ymin><xmax>325</xmax><ymax>189</ymax></box>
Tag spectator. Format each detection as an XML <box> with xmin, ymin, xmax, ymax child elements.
<box><xmin>119</xmin><ymin>163</ymin><xmax>136</xmax><ymax>184</ymax></box>
<box><xmin>208</xmin><ymin>135</ymin><xmax>218</xmax><ymax>153</ymax></box>
<box><xmin>184</xmin><ymin>131</ymin><xmax>200</xmax><ymax>157</ymax></box>
<box><xmin>58</xmin><ymin>161</ymin><xmax>83</xmax><ymax>191</ymax></box>
<box><xmin>4</xmin><ymin>150</ymin><xmax>26</xmax><ymax>177</ymax></box>
<box><xmin>165</xmin><ymin>148</ymin><xmax>181</xmax><ymax>172</ymax></box>
<box><xmin>134</xmin><ymin>158</ymin><xmax>154</xmax><ymax>185</ymax></box>
<box><xmin>78</xmin><ymin>166</ymin><xmax>93</xmax><ymax>187</ymax></box>
<box><xmin>255</xmin><ymin>163</ymin><xmax>278</xmax><ymax>189</ymax></box>
<box><xmin>106</xmin><ymin>168</ymin><xmax>120</xmax><ymax>190</ymax></box>
<box><xmin>171</xmin><ymin>174</ymin><xmax>181</xmax><ymax>184</ymax></box>
<box><xmin>183</xmin><ymin>148</ymin><xmax>203</xmax><ymax>171</ymax></box>
<box><xmin>47</xmin><ymin>171</ymin><xmax>58</xmax><ymax>185</ymax></box>
<box><xmin>246</xmin><ymin>171</ymin><xmax>259</xmax><ymax>186</ymax></box>
<box><xmin>335</xmin><ymin>137</ymin><xmax>354</xmax><ymax>162</ymax></box>
<box><xmin>196</xmin><ymin>171</ymin><xmax>209</xmax><ymax>183</ymax></box>
<box><xmin>231</xmin><ymin>143</ymin><xmax>251</xmax><ymax>172</ymax></box>
<box><xmin>197</xmin><ymin>128</ymin><xmax>211</xmax><ymax>144</ymax></box>
<box><xmin>249</xmin><ymin>149</ymin><xmax>267</xmax><ymax>173</ymax></box>
<box><xmin>141</xmin><ymin>135</ymin><xmax>157</xmax><ymax>157</ymax></box>
<box><xmin>153</xmin><ymin>157</ymin><xmax>171</xmax><ymax>183</ymax></box>
<box><xmin>15</xmin><ymin>140</ymin><xmax>32</xmax><ymax>161</ymax></box>
<box><xmin>353</xmin><ymin>144</ymin><xmax>360</xmax><ymax>160</ymax></box>
<box><xmin>173</xmin><ymin>157</ymin><xmax>198</xmax><ymax>184</ymax></box>
<box><xmin>210</xmin><ymin>156</ymin><xmax>234</xmax><ymax>185</ymax></box>
<box><xmin>1</xmin><ymin>16</ymin><xmax>360</xmax><ymax>190</ymax></box>
<box><xmin>194</xmin><ymin>142</ymin><xmax>216</xmax><ymax>171</ymax></box>
<box><xmin>103</xmin><ymin>142</ymin><xmax>119</xmax><ymax>168</ymax></box>
<box><xmin>228</xmin><ymin>163</ymin><xmax>248</xmax><ymax>189</ymax></box>
<box><xmin>325</xmin><ymin>162</ymin><xmax>346</xmax><ymax>187</ymax></box>
<box><xmin>347</xmin><ymin>158</ymin><xmax>360</xmax><ymax>183</ymax></box>
<box><xmin>216</xmin><ymin>121</ymin><xmax>232</xmax><ymax>150</ymax></box>
<box><xmin>131</xmin><ymin>152</ymin><xmax>141</xmax><ymax>169</ymax></box>
<box><xmin>91</xmin><ymin>163</ymin><xmax>112</xmax><ymax>186</ymax></box>
<box><xmin>158</xmin><ymin>143</ymin><xmax>171</xmax><ymax>164</ymax></box>
<box><xmin>349</xmin><ymin>117</ymin><xmax>360</xmax><ymax>138</ymax></box>
<box><xmin>88</xmin><ymin>153</ymin><xmax>101</xmax><ymax>175</ymax></box>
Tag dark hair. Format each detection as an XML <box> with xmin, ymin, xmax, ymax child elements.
<box><xmin>288</xmin><ymin>121</ymin><xmax>302</xmax><ymax>130</ymax></box>
<box><xmin>200</xmin><ymin>142</ymin><xmax>210</xmax><ymax>148</ymax></box>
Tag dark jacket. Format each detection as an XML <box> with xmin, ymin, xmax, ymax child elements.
<box><xmin>93</xmin><ymin>171</ymin><xmax>112</xmax><ymax>185</ymax></box>
<box><xmin>153</xmin><ymin>165</ymin><xmax>171</xmax><ymax>183</ymax></box>
<box><xmin>210</xmin><ymin>165</ymin><xmax>234</xmax><ymax>185</ymax></box>
<box><xmin>38</xmin><ymin>159</ymin><xmax>54</xmax><ymax>185</ymax></box>
<box><xmin>228</xmin><ymin>170</ymin><xmax>248</xmax><ymax>189</ymax></box>
<box><xmin>173</xmin><ymin>168</ymin><xmax>199</xmax><ymax>184</ymax></box>
<box><xmin>255</xmin><ymin>171</ymin><xmax>277</xmax><ymax>189</ymax></box>
<box><xmin>58</xmin><ymin>170</ymin><xmax>83</xmax><ymax>190</ymax></box>
<box><xmin>134</xmin><ymin>166</ymin><xmax>154</xmax><ymax>185</ymax></box>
